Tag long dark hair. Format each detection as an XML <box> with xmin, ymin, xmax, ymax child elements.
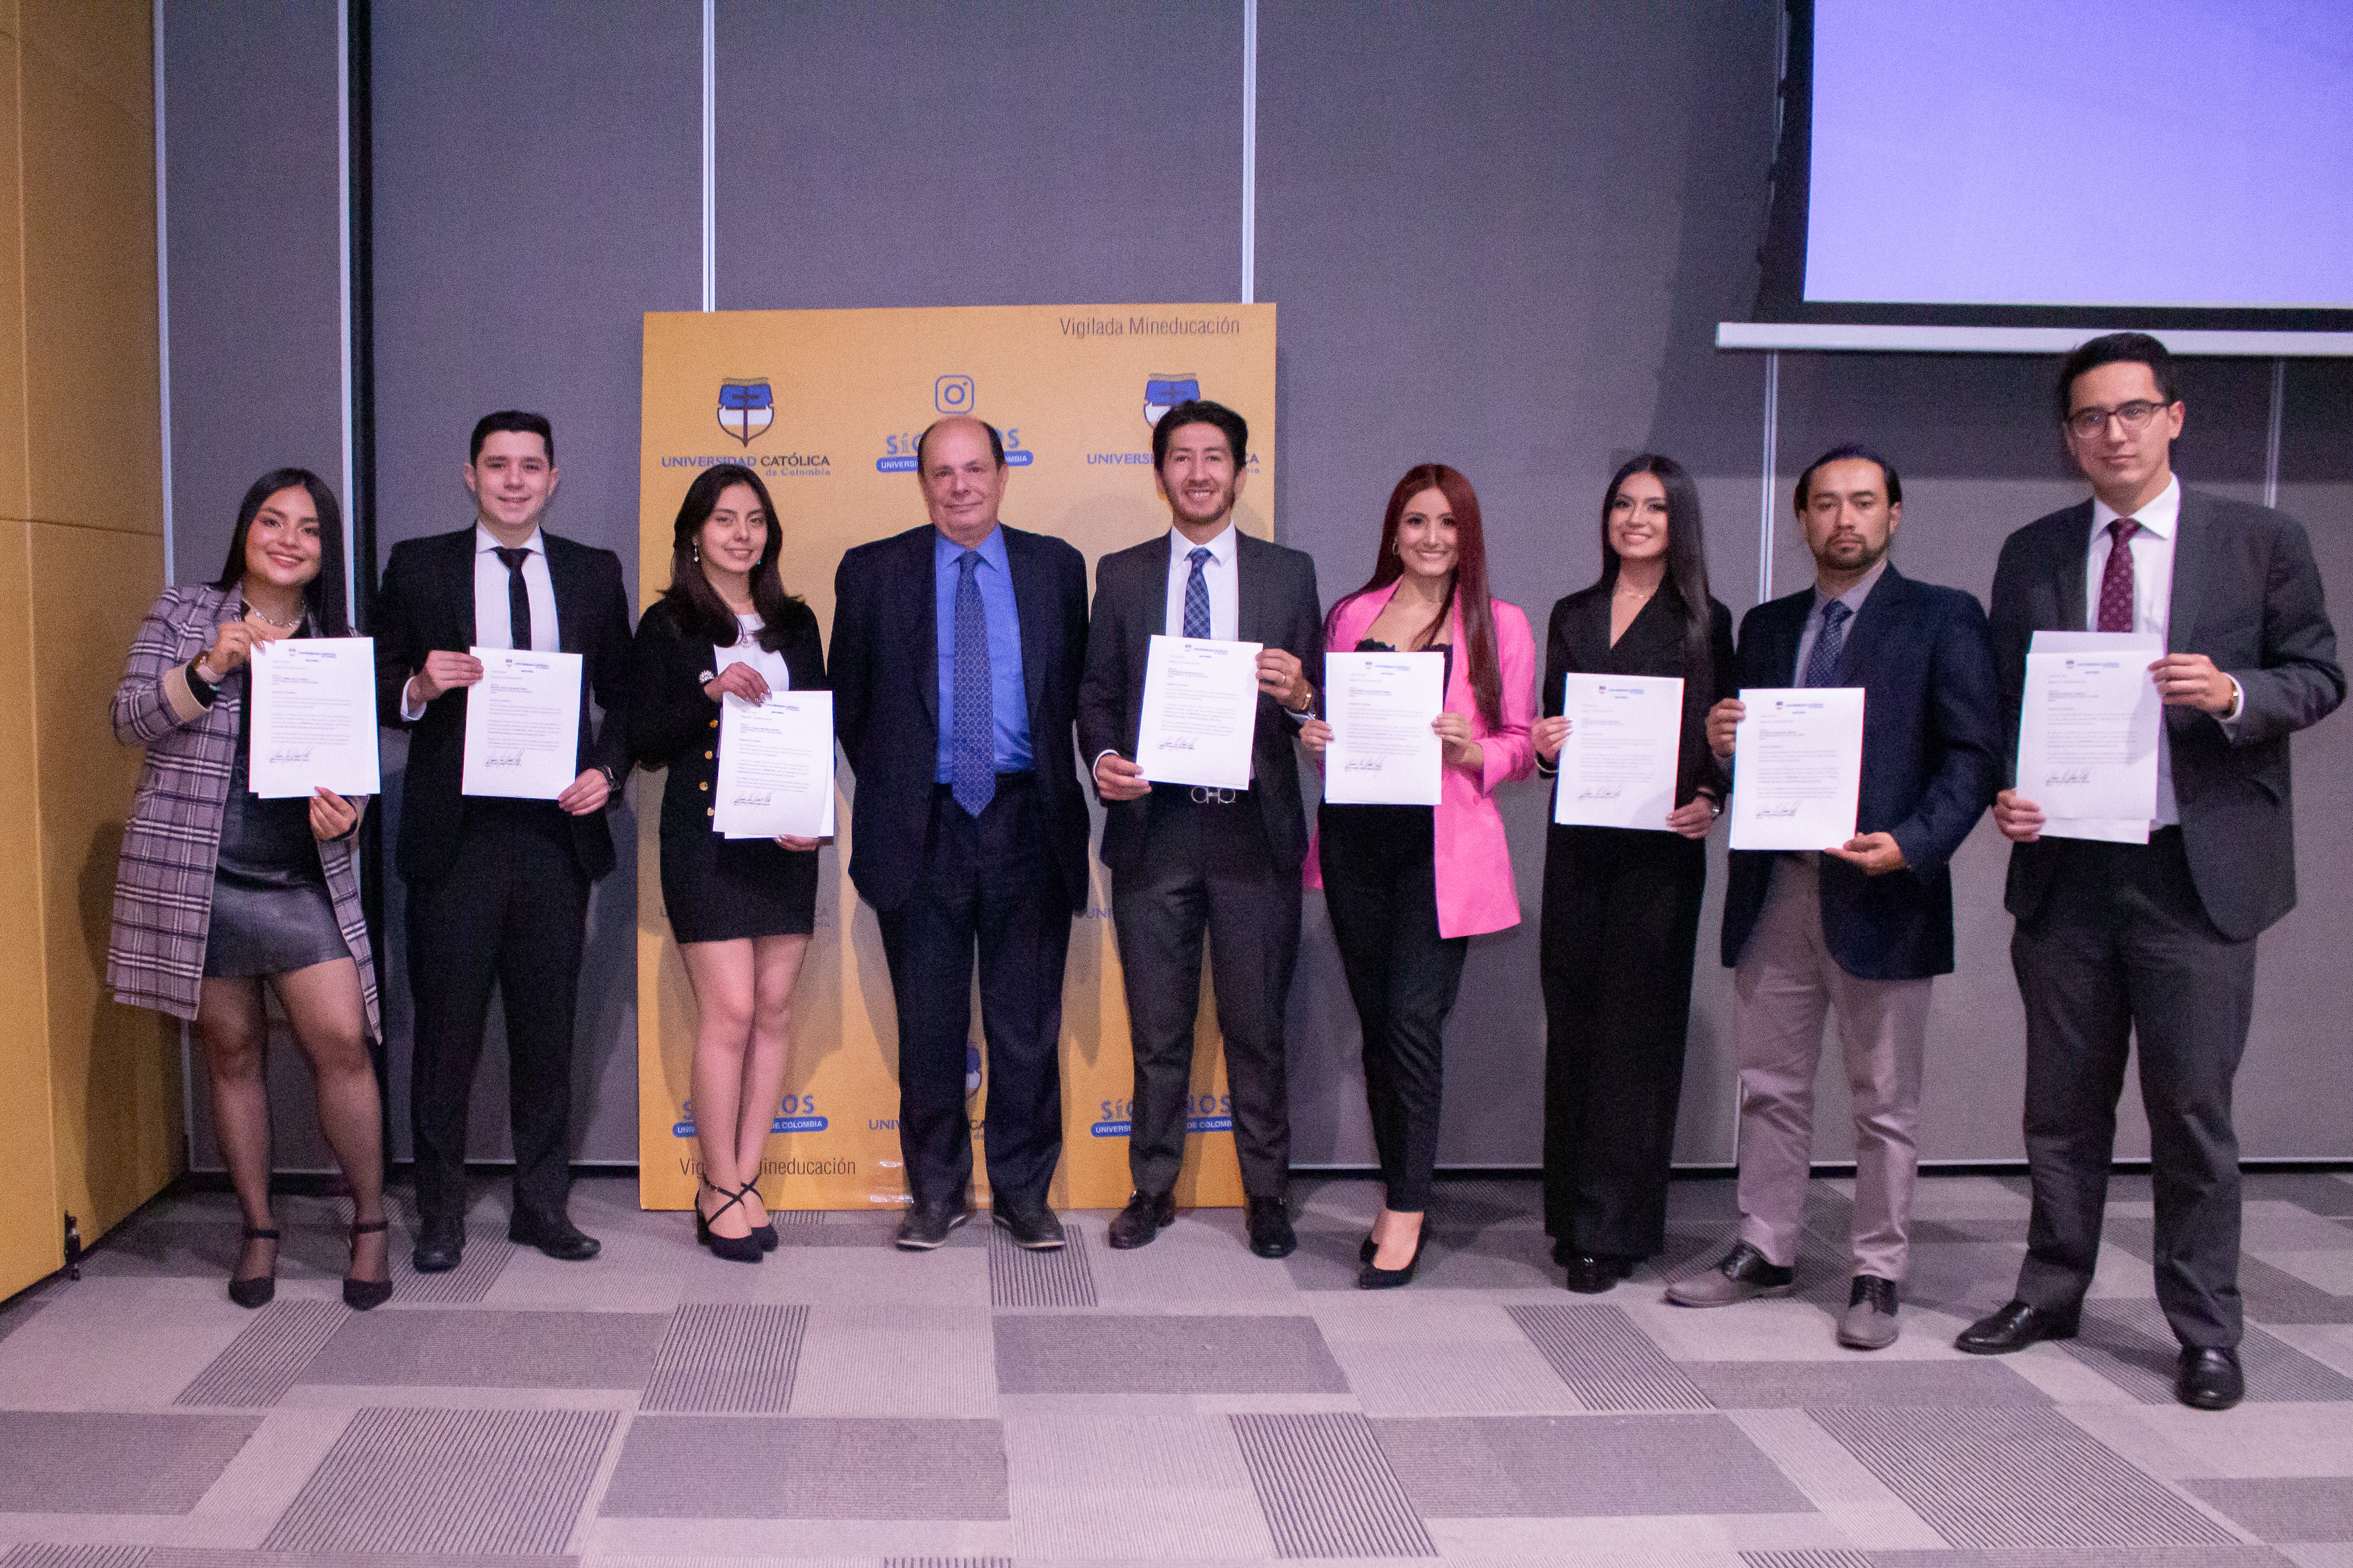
<box><xmin>1329</xmin><ymin>464</ymin><xmax>1504</xmax><ymax>728</ymax></box>
<box><xmin>659</xmin><ymin>464</ymin><xmax>801</xmax><ymax>650</ymax></box>
<box><xmin>211</xmin><ymin>468</ymin><xmax>348</xmax><ymax>636</ymax></box>
<box><xmin>1598</xmin><ymin>453</ymin><xmax>1712</xmax><ymax>691</ymax></box>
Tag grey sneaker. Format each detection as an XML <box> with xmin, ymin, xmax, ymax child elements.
<box><xmin>1837</xmin><ymin>1275</ymin><xmax>1900</xmax><ymax>1349</ymax></box>
<box><xmin>1666</xmin><ymin>1242</ymin><xmax>1796</xmax><ymax>1307</ymax></box>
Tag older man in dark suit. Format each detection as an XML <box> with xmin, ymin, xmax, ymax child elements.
<box><xmin>1957</xmin><ymin>334</ymin><xmax>2343</xmax><ymax>1410</ymax></box>
<box><xmin>1672</xmin><ymin>444</ymin><xmax>2000</xmax><ymax>1351</ymax></box>
<box><xmin>831</xmin><ymin>415</ymin><xmax>1091</xmax><ymax>1252</ymax></box>
<box><xmin>1078</xmin><ymin>399</ymin><xmax>1321</xmax><ymax>1259</ymax></box>
<box><xmin>376</xmin><ymin>409</ymin><xmax>634</xmax><ymax>1272</ymax></box>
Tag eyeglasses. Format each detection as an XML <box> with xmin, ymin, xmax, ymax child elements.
<box><xmin>2065</xmin><ymin>399</ymin><xmax>2171</xmax><ymax>439</ymax></box>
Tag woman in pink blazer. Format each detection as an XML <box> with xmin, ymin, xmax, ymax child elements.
<box><xmin>1303</xmin><ymin>464</ymin><xmax>1535</xmax><ymax>1287</ymax></box>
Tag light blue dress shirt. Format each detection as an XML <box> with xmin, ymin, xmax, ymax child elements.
<box><xmin>933</xmin><ymin>525</ymin><xmax>1031</xmax><ymax>779</ymax></box>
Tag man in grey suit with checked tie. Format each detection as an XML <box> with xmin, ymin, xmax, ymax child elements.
<box><xmin>1958</xmin><ymin>333</ymin><xmax>2343</xmax><ymax>1410</ymax></box>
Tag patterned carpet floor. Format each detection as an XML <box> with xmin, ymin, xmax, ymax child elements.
<box><xmin>1</xmin><ymin>1169</ymin><xmax>2349</xmax><ymax>1567</ymax></box>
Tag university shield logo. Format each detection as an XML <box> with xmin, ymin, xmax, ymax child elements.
<box><xmin>1143</xmin><ymin>375</ymin><xmax>1199</xmax><ymax>427</ymax></box>
<box><xmin>717</xmin><ymin>379</ymin><xmax>774</xmax><ymax>445</ymax></box>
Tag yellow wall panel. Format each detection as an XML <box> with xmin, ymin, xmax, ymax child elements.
<box><xmin>18</xmin><ymin>2</ymin><xmax>157</xmax><ymax>534</ymax></box>
<box><xmin>0</xmin><ymin>518</ymin><xmax>61</xmax><ymax>1298</ymax></box>
<box><xmin>30</xmin><ymin>517</ymin><xmax>177</xmax><ymax>1237</ymax></box>
<box><xmin>0</xmin><ymin>27</ymin><xmax>27</xmax><ymax>522</ymax></box>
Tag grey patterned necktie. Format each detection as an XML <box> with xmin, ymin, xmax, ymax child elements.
<box><xmin>1802</xmin><ymin>599</ymin><xmax>1851</xmax><ymax>687</ymax></box>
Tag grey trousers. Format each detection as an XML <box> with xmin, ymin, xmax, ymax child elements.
<box><xmin>1732</xmin><ymin>856</ymin><xmax>1932</xmax><ymax>1282</ymax></box>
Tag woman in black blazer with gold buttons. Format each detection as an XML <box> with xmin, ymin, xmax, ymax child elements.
<box><xmin>1535</xmin><ymin>454</ymin><xmax>1735</xmax><ymax>1293</ymax></box>
<box><xmin>631</xmin><ymin>463</ymin><xmax>825</xmax><ymax>1262</ymax></box>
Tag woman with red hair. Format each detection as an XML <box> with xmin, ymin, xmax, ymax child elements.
<box><xmin>1302</xmin><ymin>464</ymin><xmax>1536</xmax><ymax>1287</ymax></box>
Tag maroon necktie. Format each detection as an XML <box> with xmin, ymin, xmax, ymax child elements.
<box><xmin>2097</xmin><ymin>519</ymin><xmax>2139</xmax><ymax>633</ymax></box>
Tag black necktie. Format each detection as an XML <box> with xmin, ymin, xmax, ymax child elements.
<box><xmin>494</xmin><ymin>546</ymin><xmax>533</xmax><ymax>650</ymax></box>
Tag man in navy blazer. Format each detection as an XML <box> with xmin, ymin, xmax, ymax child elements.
<box><xmin>375</xmin><ymin>410</ymin><xmax>634</xmax><ymax>1271</ymax></box>
<box><xmin>1957</xmin><ymin>334</ymin><xmax>2342</xmax><ymax>1410</ymax></box>
<box><xmin>1670</xmin><ymin>445</ymin><xmax>1998</xmax><ymax>1350</ymax></box>
<box><xmin>831</xmin><ymin>415</ymin><xmax>1091</xmax><ymax>1251</ymax></box>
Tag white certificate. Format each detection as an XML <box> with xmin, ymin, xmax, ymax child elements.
<box><xmin>1322</xmin><ymin>651</ymin><xmax>1445</xmax><ymax>806</ymax></box>
<box><xmin>460</xmin><ymin>647</ymin><xmax>583</xmax><ymax>799</ymax></box>
<box><xmin>2017</xmin><ymin>630</ymin><xmax>2161</xmax><ymax>844</ymax></box>
<box><xmin>1135</xmin><ymin>634</ymin><xmax>1261</xmax><ymax>790</ymax></box>
<box><xmin>1727</xmin><ymin>687</ymin><xmax>1866</xmax><ymax>851</ymax></box>
<box><xmin>713</xmin><ymin>691</ymin><xmax>836</xmax><ymax>839</ymax></box>
<box><xmin>247</xmin><ymin>636</ymin><xmax>381</xmax><ymax>798</ymax></box>
<box><xmin>1553</xmin><ymin>673</ymin><xmax>1683</xmax><ymax>830</ymax></box>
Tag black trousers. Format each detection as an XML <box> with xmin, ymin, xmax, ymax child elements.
<box><xmin>874</xmin><ymin>776</ymin><xmax>1070</xmax><ymax>1213</ymax></box>
<box><xmin>1539</xmin><ymin>823</ymin><xmax>1708</xmax><ymax>1259</ymax></box>
<box><xmin>2011</xmin><ymin>827</ymin><xmax>2257</xmax><ymax>1349</ymax></box>
<box><xmin>406</xmin><ymin>800</ymin><xmax>591</xmax><ymax>1233</ymax></box>
<box><xmin>1319</xmin><ymin>803</ymin><xmax>1467</xmax><ymax>1214</ymax></box>
<box><xmin>1111</xmin><ymin>788</ymin><xmax>1300</xmax><ymax>1199</ymax></box>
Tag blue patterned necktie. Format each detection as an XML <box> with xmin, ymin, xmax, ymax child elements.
<box><xmin>950</xmin><ymin>549</ymin><xmax>995</xmax><ymax>817</ymax></box>
<box><xmin>1802</xmin><ymin>598</ymin><xmax>1851</xmax><ymax>688</ymax></box>
<box><xmin>1183</xmin><ymin>546</ymin><xmax>1212</xmax><ymax>639</ymax></box>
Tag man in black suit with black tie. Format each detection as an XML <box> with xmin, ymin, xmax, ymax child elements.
<box><xmin>376</xmin><ymin>410</ymin><xmax>633</xmax><ymax>1271</ymax></box>
<box><xmin>1958</xmin><ymin>334</ymin><xmax>2343</xmax><ymax>1409</ymax></box>
<box><xmin>1078</xmin><ymin>400</ymin><xmax>1321</xmax><ymax>1259</ymax></box>
<box><xmin>831</xmin><ymin>415</ymin><xmax>1091</xmax><ymax>1252</ymax></box>
<box><xmin>1673</xmin><ymin>445</ymin><xmax>2000</xmax><ymax>1351</ymax></box>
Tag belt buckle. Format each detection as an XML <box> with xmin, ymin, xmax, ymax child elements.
<box><xmin>1188</xmin><ymin>785</ymin><xmax>1237</xmax><ymax>806</ymax></box>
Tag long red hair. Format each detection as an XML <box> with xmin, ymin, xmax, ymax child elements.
<box><xmin>1328</xmin><ymin>464</ymin><xmax>1503</xmax><ymax>728</ymax></box>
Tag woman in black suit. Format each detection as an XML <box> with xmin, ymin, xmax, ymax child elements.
<box><xmin>1535</xmin><ymin>454</ymin><xmax>1735</xmax><ymax>1293</ymax></box>
<box><xmin>631</xmin><ymin>463</ymin><xmax>826</xmax><ymax>1263</ymax></box>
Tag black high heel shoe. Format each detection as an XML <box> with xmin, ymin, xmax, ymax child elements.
<box><xmin>344</xmin><ymin>1218</ymin><xmax>393</xmax><ymax>1310</ymax></box>
<box><xmin>1358</xmin><ymin>1224</ymin><xmax>1426</xmax><ymax>1291</ymax></box>
<box><xmin>695</xmin><ymin>1177</ymin><xmax>764</xmax><ymax>1264</ymax></box>
<box><xmin>738</xmin><ymin>1180</ymin><xmax>779</xmax><ymax>1252</ymax></box>
<box><xmin>228</xmin><ymin>1225</ymin><xmax>280</xmax><ymax>1309</ymax></box>
<box><xmin>1360</xmin><ymin>1233</ymin><xmax>1378</xmax><ymax>1265</ymax></box>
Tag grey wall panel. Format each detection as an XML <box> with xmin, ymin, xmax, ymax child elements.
<box><xmin>163</xmin><ymin>0</ymin><xmax>343</xmax><ymax>586</ymax></box>
<box><xmin>164</xmin><ymin>0</ymin><xmax>346</xmax><ymax>1172</ymax></box>
<box><xmin>713</xmin><ymin>0</ymin><xmax>1244</xmax><ymax>310</ymax></box>
<box><xmin>1257</xmin><ymin>1</ymin><xmax>1781</xmax><ymax>1168</ymax></box>
<box><xmin>370</xmin><ymin>0</ymin><xmax>700</xmax><ymax>1163</ymax></box>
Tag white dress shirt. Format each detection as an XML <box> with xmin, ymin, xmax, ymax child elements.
<box><xmin>2086</xmin><ymin>477</ymin><xmax>2182</xmax><ymax>828</ymax></box>
<box><xmin>1163</xmin><ymin>521</ymin><xmax>1239</xmax><ymax>641</ymax></box>
<box><xmin>400</xmin><ymin>522</ymin><xmax>560</xmax><ymax>720</ymax></box>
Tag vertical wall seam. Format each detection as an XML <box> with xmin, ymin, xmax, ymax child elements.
<box><xmin>701</xmin><ymin>0</ymin><xmax>714</xmax><ymax>312</ymax></box>
<box><xmin>337</xmin><ymin>0</ymin><xmax>357</xmax><ymax>625</ymax></box>
<box><xmin>1757</xmin><ymin>350</ymin><xmax>1779</xmax><ymax>607</ymax></box>
<box><xmin>1240</xmin><ymin>0</ymin><xmax>1257</xmax><ymax>304</ymax></box>
<box><xmin>152</xmin><ymin>0</ymin><xmax>172</xmax><ymax>582</ymax></box>
<box><xmin>2264</xmin><ymin>357</ymin><xmax>2285</xmax><ymax>510</ymax></box>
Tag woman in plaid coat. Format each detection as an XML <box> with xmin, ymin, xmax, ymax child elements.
<box><xmin>109</xmin><ymin>469</ymin><xmax>390</xmax><ymax>1311</ymax></box>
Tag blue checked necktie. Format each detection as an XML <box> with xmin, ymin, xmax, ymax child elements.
<box><xmin>950</xmin><ymin>549</ymin><xmax>995</xmax><ymax>817</ymax></box>
<box><xmin>1183</xmin><ymin>546</ymin><xmax>1212</xmax><ymax>639</ymax></box>
<box><xmin>1801</xmin><ymin>598</ymin><xmax>1851</xmax><ymax>688</ymax></box>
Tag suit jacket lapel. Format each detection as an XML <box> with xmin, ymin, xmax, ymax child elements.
<box><xmin>2059</xmin><ymin>500</ymin><xmax>2094</xmax><ymax>632</ymax></box>
<box><xmin>2165</xmin><ymin>488</ymin><xmax>2211</xmax><ymax>656</ymax></box>
<box><xmin>1234</xmin><ymin>529</ymin><xmax>1266</xmax><ymax>646</ymax></box>
<box><xmin>1005</xmin><ymin>528</ymin><xmax>1050</xmax><ymax>729</ymax></box>
<box><xmin>543</xmin><ymin>534</ymin><xmax>579</xmax><ymax>654</ymax></box>
<box><xmin>1765</xmin><ymin>591</ymin><xmax>1808</xmax><ymax>685</ymax></box>
<box><xmin>1834</xmin><ymin>566</ymin><xmax>1903</xmax><ymax>685</ymax></box>
<box><xmin>911</xmin><ymin>527</ymin><xmax>939</xmax><ymax>729</ymax></box>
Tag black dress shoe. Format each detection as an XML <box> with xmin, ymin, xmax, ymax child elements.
<box><xmin>1561</xmin><ymin>1253</ymin><xmax>1634</xmax><ymax>1294</ymax></box>
<box><xmin>411</xmin><ymin>1229</ymin><xmax>464</xmax><ymax>1274</ymax></box>
<box><xmin>509</xmin><ymin>1214</ymin><xmax>601</xmax><ymax>1262</ymax></box>
<box><xmin>895</xmin><ymin>1201</ymin><xmax>972</xmax><ymax>1251</ymax></box>
<box><xmin>1955</xmin><ymin>1299</ymin><xmax>2079</xmax><ymax>1354</ymax></box>
<box><xmin>2176</xmin><ymin>1346</ymin><xmax>2244</xmax><ymax>1410</ymax></box>
<box><xmin>992</xmin><ymin>1204</ymin><xmax>1067</xmax><ymax>1251</ymax></box>
<box><xmin>1246</xmin><ymin>1196</ymin><xmax>1296</xmax><ymax>1259</ymax></box>
<box><xmin>1106</xmin><ymin>1191</ymin><xmax>1175</xmax><ymax>1250</ymax></box>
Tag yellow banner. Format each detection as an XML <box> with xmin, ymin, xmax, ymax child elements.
<box><xmin>636</xmin><ymin>303</ymin><xmax>1278</xmax><ymax>1213</ymax></box>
